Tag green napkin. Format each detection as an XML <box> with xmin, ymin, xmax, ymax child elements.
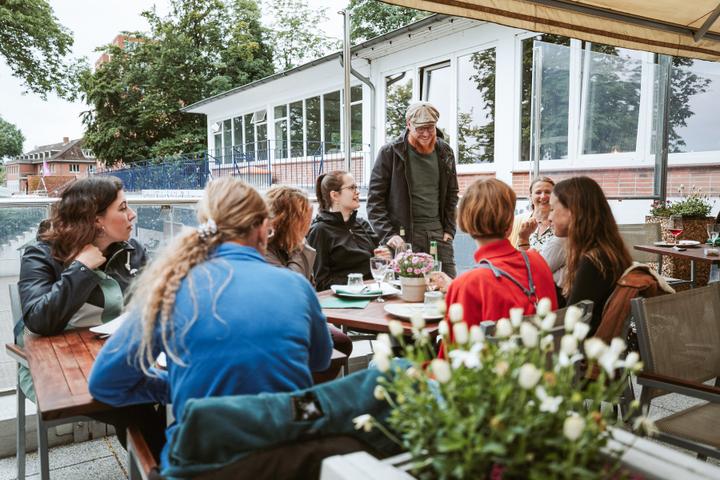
<box><xmin>320</xmin><ymin>297</ymin><xmax>371</xmax><ymax>309</ymax></box>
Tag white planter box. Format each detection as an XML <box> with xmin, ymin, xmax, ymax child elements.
<box><xmin>321</xmin><ymin>428</ymin><xmax>720</xmax><ymax>480</ymax></box>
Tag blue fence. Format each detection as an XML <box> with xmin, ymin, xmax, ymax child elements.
<box><xmin>94</xmin><ymin>153</ymin><xmax>211</xmax><ymax>191</ymax></box>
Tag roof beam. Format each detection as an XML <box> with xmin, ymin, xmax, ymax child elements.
<box><xmin>693</xmin><ymin>3</ymin><xmax>720</xmax><ymax>42</ymax></box>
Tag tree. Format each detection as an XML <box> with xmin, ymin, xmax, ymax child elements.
<box><xmin>668</xmin><ymin>57</ymin><xmax>711</xmax><ymax>153</ymax></box>
<box><xmin>348</xmin><ymin>0</ymin><xmax>428</xmax><ymax>43</ymax></box>
<box><xmin>265</xmin><ymin>0</ymin><xmax>339</xmax><ymax>71</ymax></box>
<box><xmin>80</xmin><ymin>0</ymin><xmax>275</xmax><ymax>165</ymax></box>
<box><xmin>384</xmin><ymin>74</ymin><xmax>412</xmax><ymax>140</ymax></box>
<box><xmin>0</xmin><ymin>0</ymin><xmax>83</xmax><ymax>99</ymax></box>
<box><xmin>0</xmin><ymin>116</ymin><xmax>25</xmax><ymax>158</ymax></box>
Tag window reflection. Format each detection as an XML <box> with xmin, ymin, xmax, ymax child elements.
<box><xmin>457</xmin><ymin>48</ymin><xmax>496</xmax><ymax>163</ymax></box>
<box><xmin>385</xmin><ymin>71</ymin><xmax>413</xmax><ymax>141</ymax></box>
<box><xmin>421</xmin><ymin>61</ymin><xmax>451</xmax><ymax>135</ymax></box>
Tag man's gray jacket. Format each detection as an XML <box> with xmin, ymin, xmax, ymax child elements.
<box><xmin>366</xmin><ymin>129</ymin><xmax>459</xmax><ymax>244</ymax></box>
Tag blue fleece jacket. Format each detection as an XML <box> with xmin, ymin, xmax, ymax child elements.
<box><xmin>88</xmin><ymin>243</ymin><xmax>333</xmax><ymax>468</ymax></box>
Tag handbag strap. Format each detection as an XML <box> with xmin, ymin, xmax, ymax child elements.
<box><xmin>475</xmin><ymin>250</ymin><xmax>537</xmax><ymax>304</ymax></box>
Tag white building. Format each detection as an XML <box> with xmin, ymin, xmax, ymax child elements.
<box><xmin>183</xmin><ymin>14</ymin><xmax>720</xmax><ymax>216</ymax></box>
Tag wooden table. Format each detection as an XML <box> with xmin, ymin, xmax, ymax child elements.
<box><xmin>634</xmin><ymin>244</ymin><xmax>720</xmax><ymax>285</ymax></box>
<box><xmin>318</xmin><ymin>289</ymin><xmax>441</xmax><ymax>336</ymax></box>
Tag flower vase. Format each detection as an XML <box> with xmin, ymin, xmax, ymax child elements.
<box><xmin>400</xmin><ymin>276</ymin><xmax>425</xmax><ymax>302</ymax></box>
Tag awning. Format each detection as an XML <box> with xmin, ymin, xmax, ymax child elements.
<box><xmin>380</xmin><ymin>0</ymin><xmax>720</xmax><ymax>60</ymax></box>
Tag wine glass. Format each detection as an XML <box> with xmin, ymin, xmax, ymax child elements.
<box><xmin>668</xmin><ymin>215</ymin><xmax>683</xmax><ymax>245</ymax></box>
<box><xmin>424</xmin><ymin>261</ymin><xmax>443</xmax><ymax>292</ymax></box>
<box><xmin>369</xmin><ymin>257</ymin><xmax>389</xmax><ymax>302</ymax></box>
<box><xmin>707</xmin><ymin>224</ymin><xmax>720</xmax><ymax>245</ymax></box>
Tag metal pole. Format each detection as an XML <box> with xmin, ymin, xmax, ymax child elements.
<box><xmin>653</xmin><ymin>55</ymin><xmax>672</xmax><ymax>202</ymax></box>
<box><xmin>342</xmin><ymin>9</ymin><xmax>352</xmax><ymax>172</ymax></box>
<box><xmin>530</xmin><ymin>44</ymin><xmax>543</xmax><ymax>180</ymax></box>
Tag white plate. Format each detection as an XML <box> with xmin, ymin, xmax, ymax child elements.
<box><xmin>331</xmin><ymin>283</ymin><xmax>400</xmax><ymax>298</ymax></box>
<box><xmin>384</xmin><ymin>303</ymin><xmax>444</xmax><ymax>321</ymax></box>
<box><xmin>678</xmin><ymin>240</ymin><xmax>701</xmax><ymax>247</ymax></box>
<box><xmin>89</xmin><ymin>311</ymin><xmax>130</xmax><ymax>336</ymax></box>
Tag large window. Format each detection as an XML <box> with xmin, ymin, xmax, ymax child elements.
<box><xmin>350</xmin><ymin>85</ymin><xmax>363</xmax><ymax>151</ymax></box>
<box><xmin>520</xmin><ymin>35</ymin><xmax>571</xmax><ymax>161</ymax></box>
<box><xmin>290</xmin><ymin>101</ymin><xmax>304</xmax><ymax>157</ymax></box>
<box><xmin>274</xmin><ymin>104</ymin><xmax>288</xmax><ymax>160</ymax></box>
<box><xmin>420</xmin><ymin>61</ymin><xmax>451</xmax><ymax>135</ymax></box>
<box><xmin>457</xmin><ymin>48</ymin><xmax>496</xmax><ymax>164</ymax></box>
<box><xmin>324</xmin><ymin>90</ymin><xmax>341</xmax><ymax>153</ymax></box>
<box><xmin>385</xmin><ymin>71</ymin><xmax>413</xmax><ymax>141</ymax></box>
<box><xmin>306</xmin><ymin>96</ymin><xmax>321</xmax><ymax>155</ymax></box>
<box><xmin>668</xmin><ymin>58</ymin><xmax>720</xmax><ymax>154</ymax></box>
<box><xmin>222</xmin><ymin>119</ymin><xmax>232</xmax><ymax>163</ymax></box>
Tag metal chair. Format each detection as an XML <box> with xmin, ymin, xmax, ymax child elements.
<box><xmin>632</xmin><ymin>282</ymin><xmax>720</xmax><ymax>459</ymax></box>
<box><xmin>8</xmin><ymin>283</ymin><xmax>94</xmax><ymax>480</ymax></box>
<box><xmin>618</xmin><ymin>223</ymin><xmax>691</xmax><ymax>287</ymax></box>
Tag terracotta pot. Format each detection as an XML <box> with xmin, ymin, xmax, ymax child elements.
<box><xmin>645</xmin><ymin>215</ymin><xmax>715</xmax><ymax>287</ymax></box>
<box><xmin>400</xmin><ymin>276</ymin><xmax>426</xmax><ymax>302</ymax></box>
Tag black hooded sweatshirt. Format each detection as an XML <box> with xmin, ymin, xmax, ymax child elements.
<box><xmin>306</xmin><ymin>210</ymin><xmax>381</xmax><ymax>291</ymax></box>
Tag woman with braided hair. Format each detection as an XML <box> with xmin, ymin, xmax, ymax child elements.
<box><xmin>89</xmin><ymin>177</ymin><xmax>333</xmax><ymax>466</ymax></box>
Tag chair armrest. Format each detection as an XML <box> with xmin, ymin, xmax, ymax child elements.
<box><xmin>5</xmin><ymin>343</ymin><xmax>28</xmax><ymax>367</ymax></box>
<box><xmin>127</xmin><ymin>424</ymin><xmax>158</xmax><ymax>480</ymax></box>
<box><xmin>637</xmin><ymin>372</ymin><xmax>720</xmax><ymax>403</ymax></box>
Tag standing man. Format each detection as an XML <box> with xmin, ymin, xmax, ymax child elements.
<box><xmin>367</xmin><ymin>101</ymin><xmax>459</xmax><ymax>277</ymax></box>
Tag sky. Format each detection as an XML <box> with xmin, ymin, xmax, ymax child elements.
<box><xmin>0</xmin><ymin>0</ymin><xmax>346</xmax><ymax>154</ymax></box>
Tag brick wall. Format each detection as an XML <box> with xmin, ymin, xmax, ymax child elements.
<box><xmin>455</xmin><ymin>165</ymin><xmax>720</xmax><ymax>198</ymax></box>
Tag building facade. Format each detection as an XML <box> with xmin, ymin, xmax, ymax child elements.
<box><xmin>4</xmin><ymin>138</ymin><xmax>97</xmax><ymax>194</ymax></box>
<box><xmin>183</xmin><ymin>15</ymin><xmax>720</xmax><ymax>210</ymax></box>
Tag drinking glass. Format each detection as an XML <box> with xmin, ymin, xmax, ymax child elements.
<box><xmin>369</xmin><ymin>257</ymin><xmax>390</xmax><ymax>302</ymax></box>
<box><xmin>347</xmin><ymin>273</ymin><xmax>363</xmax><ymax>288</ymax></box>
<box><xmin>707</xmin><ymin>224</ymin><xmax>720</xmax><ymax>245</ymax></box>
<box><xmin>668</xmin><ymin>215</ymin><xmax>683</xmax><ymax>245</ymax></box>
<box><xmin>424</xmin><ymin>261</ymin><xmax>443</xmax><ymax>291</ymax></box>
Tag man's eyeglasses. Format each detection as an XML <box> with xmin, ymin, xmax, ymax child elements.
<box><xmin>412</xmin><ymin>125</ymin><xmax>435</xmax><ymax>134</ymax></box>
<box><xmin>340</xmin><ymin>184</ymin><xmax>359</xmax><ymax>192</ymax></box>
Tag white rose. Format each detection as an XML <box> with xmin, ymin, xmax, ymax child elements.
<box><xmin>373</xmin><ymin>352</ymin><xmax>390</xmax><ymax>372</ymax></box>
<box><xmin>536</xmin><ymin>297</ymin><xmax>552</xmax><ymax>317</ymax></box>
<box><xmin>563</xmin><ymin>305</ymin><xmax>583</xmax><ymax>332</ymax></box>
<box><xmin>453</xmin><ymin>322</ymin><xmax>469</xmax><ymax>344</ymax></box>
<box><xmin>353</xmin><ymin>414</ymin><xmax>374</xmax><ymax>432</ymax></box>
<box><xmin>609</xmin><ymin>338</ymin><xmax>627</xmax><ymax>355</ymax></box>
<box><xmin>377</xmin><ymin>333</ymin><xmax>393</xmax><ymax>350</ymax></box>
<box><xmin>373</xmin><ymin>385</ymin><xmax>387</xmax><ymax>401</ymax></box>
<box><xmin>623</xmin><ymin>351</ymin><xmax>642</xmax><ymax>371</ymax></box>
<box><xmin>469</xmin><ymin>325</ymin><xmax>484</xmax><ymax>344</ymax></box>
<box><xmin>431</xmin><ymin>359</ymin><xmax>452</xmax><ymax>384</ymax></box>
<box><xmin>448</xmin><ymin>303</ymin><xmax>464</xmax><ymax>323</ymax></box>
<box><xmin>494</xmin><ymin>360</ymin><xmax>510</xmax><ymax>376</ymax></box>
<box><xmin>388</xmin><ymin>320</ymin><xmax>404</xmax><ymax>337</ymax></box>
<box><xmin>572</xmin><ymin>322</ymin><xmax>590</xmax><ymax>341</ymax></box>
<box><xmin>540</xmin><ymin>312</ymin><xmax>556</xmax><ymax>331</ymax></box>
<box><xmin>439</xmin><ymin>320</ymin><xmax>450</xmax><ymax>337</ymax></box>
<box><xmin>599</xmin><ymin>350</ymin><xmax>620</xmax><ymax>378</ymax></box>
<box><xmin>584</xmin><ymin>338</ymin><xmax>607</xmax><ymax>360</ymax></box>
<box><xmin>563</xmin><ymin>413</ymin><xmax>585</xmax><ymax>441</ymax></box>
<box><xmin>540</xmin><ymin>334</ymin><xmax>554</xmax><ymax>351</ymax></box>
<box><xmin>495</xmin><ymin>318</ymin><xmax>513</xmax><ymax>338</ymax></box>
<box><xmin>518</xmin><ymin>363</ymin><xmax>542</xmax><ymax>390</ymax></box>
<box><xmin>560</xmin><ymin>334</ymin><xmax>578</xmax><ymax>356</ymax></box>
<box><xmin>520</xmin><ymin>322</ymin><xmax>539</xmax><ymax>348</ymax></box>
<box><xmin>410</xmin><ymin>312</ymin><xmax>425</xmax><ymax>330</ymax></box>
<box><xmin>510</xmin><ymin>308</ymin><xmax>524</xmax><ymax>328</ymax></box>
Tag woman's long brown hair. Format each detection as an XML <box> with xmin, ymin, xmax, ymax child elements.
<box><xmin>553</xmin><ymin>176</ymin><xmax>632</xmax><ymax>296</ymax></box>
<box><xmin>41</xmin><ymin>176</ymin><xmax>123</xmax><ymax>264</ymax></box>
<box><xmin>266</xmin><ymin>185</ymin><xmax>312</xmax><ymax>253</ymax></box>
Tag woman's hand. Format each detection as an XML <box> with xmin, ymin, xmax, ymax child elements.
<box><xmin>373</xmin><ymin>246</ymin><xmax>393</xmax><ymax>260</ymax></box>
<box><xmin>75</xmin><ymin>244</ymin><xmax>106</xmax><ymax>269</ymax></box>
<box><xmin>518</xmin><ymin>217</ymin><xmax>538</xmax><ymax>242</ymax></box>
<box><xmin>427</xmin><ymin>271</ymin><xmax>452</xmax><ymax>293</ymax></box>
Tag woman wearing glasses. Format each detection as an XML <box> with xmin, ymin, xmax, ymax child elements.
<box><xmin>308</xmin><ymin>170</ymin><xmax>390</xmax><ymax>291</ymax></box>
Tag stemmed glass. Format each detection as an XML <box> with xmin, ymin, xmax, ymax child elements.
<box><xmin>369</xmin><ymin>257</ymin><xmax>389</xmax><ymax>303</ymax></box>
<box><xmin>707</xmin><ymin>224</ymin><xmax>720</xmax><ymax>245</ymax></box>
<box><xmin>423</xmin><ymin>260</ymin><xmax>443</xmax><ymax>292</ymax></box>
<box><xmin>668</xmin><ymin>215</ymin><xmax>683</xmax><ymax>245</ymax></box>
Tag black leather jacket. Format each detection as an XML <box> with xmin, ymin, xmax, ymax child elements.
<box><xmin>306</xmin><ymin>210</ymin><xmax>380</xmax><ymax>291</ymax></box>
<box><xmin>18</xmin><ymin>239</ymin><xmax>147</xmax><ymax>336</ymax></box>
<box><xmin>367</xmin><ymin>129</ymin><xmax>459</xmax><ymax>244</ymax></box>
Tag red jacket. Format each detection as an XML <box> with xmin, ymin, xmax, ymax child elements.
<box><xmin>445</xmin><ymin>239</ymin><xmax>558</xmax><ymax>326</ymax></box>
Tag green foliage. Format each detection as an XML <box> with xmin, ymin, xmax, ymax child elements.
<box><xmin>650</xmin><ymin>185</ymin><xmax>713</xmax><ymax>218</ymax></box>
<box><xmin>457</xmin><ymin>50</ymin><xmax>495</xmax><ymax>164</ymax></box>
<box><xmin>80</xmin><ymin>0</ymin><xmax>274</xmax><ymax>165</ymax></box>
<box><xmin>385</xmin><ymin>76</ymin><xmax>412</xmax><ymax>140</ymax></box>
<box><xmin>0</xmin><ymin>116</ymin><xmax>25</xmax><ymax>158</ymax></box>
<box><xmin>265</xmin><ymin>0</ymin><xmax>339</xmax><ymax>71</ymax></box>
<box><xmin>0</xmin><ymin>208</ymin><xmax>46</xmax><ymax>246</ymax></box>
<box><xmin>366</xmin><ymin>304</ymin><xmax>649</xmax><ymax>478</ymax></box>
<box><xmin>348</xmin><ymin>0</ymin><xmax>428</xmax><ymax>43</ymax></box>
<box><xmin>0</xmin><ymin>0</ymin><xmax>84</xmax><ymax>100</ymax></box>
<box><xmin>668</xmin><ymin>57</ymin><xmax>712</xmax><ymax>153</ymax></box>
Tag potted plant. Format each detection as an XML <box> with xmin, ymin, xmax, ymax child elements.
<box><xmin>647</xmin><ymin>184</ymin><xmax>715</xmax><ymax>285</ymax></box>
<box><xmin>392</xmin><ymin>252</ymin><xmax>434</xmax><ymax>302</ymax></box>
<box><xmin>353</xmin><ymin>301</ymin><xmax>654</xmax><ymax>478</ymax></box>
